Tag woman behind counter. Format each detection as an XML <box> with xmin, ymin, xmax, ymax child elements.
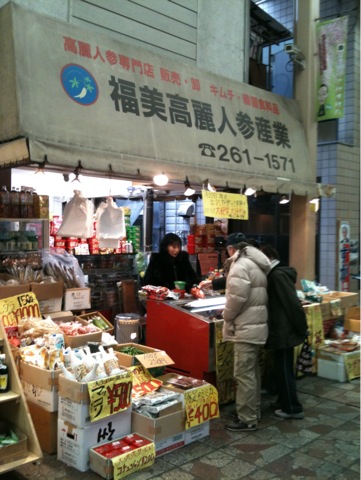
<box><xmin>142</xmin><ymin>233</ymin><xmax>199</xmax><ymax>293</ymax></box>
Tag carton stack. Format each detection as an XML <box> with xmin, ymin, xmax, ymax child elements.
<box><xmin>57</xmin><ymin>372</ymin><xmax>132</xmax><ymax>472</ymax></box>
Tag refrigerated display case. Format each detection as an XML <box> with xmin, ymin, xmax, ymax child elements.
<box><xmin>146</xmin><ymin>296</ymin><xmax>235</xmax><ymax>403</ymax></box>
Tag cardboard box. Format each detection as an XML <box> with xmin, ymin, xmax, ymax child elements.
<box><xmin>51</xmin><ymin>314</ymin><xmax>102</xmax><ymax>348</ymax></box>
<box><xmin>19</xmin><ymin>360</ymin><xmax>59</xmax><ymax>412</ymax></box>
<box><xmin>131</xmin><ymin>405</ymin><xmax>185</xmax><ymax>443</ymax></box>
<box><xmin>155</xmin><ymin>432</ymin><xmax>185</xmax><ymax>457</ymax></box>
<box><xmin>321</xmin><ymin>291</ymin><xmax>359</xmax><ymax>309</ymax></box>
<box><xmin>0</xmin><ymin>274</ymin><xmax>30</xmax><ymax>300</ymax></box>
<box><xmin>89</xmin><ymin>434</ymin><xmax>155</xmax><ymax>479</ymax></box>
<box><xmin>64</xmin><ymin>287</ymin><xmax>91</xmax><ymax>311</ymax></box>
<box><xmin>317</xmin><ymin>347</ymin><xmax>360</xmax><ymax>382</ymax></box>
<box><xmin>58</xmin><ymin>395</ymin><xmax>125</xmax><ymax>428</ymax></box>
<box><xmin>57</xmin><ymin>408</ymin><xmax>132</xmax><ymax>472</ymax></box>
<box><xmin>0</xmin><ymin>423</ymin><xmax>27</xmax><ymax>465</ymax></box>
<box><xmin>184</xmin><ymin>421</ymin><xmax>210</xmax><ymax>445</ymax></box>
<box><xmin>28</xmin><ymin>402</ymin><xmax>57</xmax><ymax>454</ymax></box>
<box><xmin>112</xmin><ymin>343</ymin><xmax>174</xmax><ymax>370</ymax></box>
<box><xmin>31</xmin><ymin>281</ymin><xmax>64</xmax><ymax>315</ymax></box>
<box><xmin>77</xmin><ymin>311</ymin><xmax>114</xmax><ymax>335</ymax></box>
<box><xmin>344</xmin><ymin>306</ymin><xmax>360</xmax><ymax>333</ymax></box>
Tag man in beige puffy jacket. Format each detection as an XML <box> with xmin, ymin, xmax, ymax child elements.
<box><xmin>223</xmin><ymin>233</ymin><xmax>271</xmax><ymax>432</ymax></box>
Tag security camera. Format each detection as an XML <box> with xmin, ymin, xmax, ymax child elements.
<box><xmin>284</xmin><ymin>43</ymin><xmax>302</xmax><ymax>55</ymax></box>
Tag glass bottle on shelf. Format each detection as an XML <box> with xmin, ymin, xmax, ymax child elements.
<box><xmin>20</xmin><ymin>187</ymin><xmax>27</xmax><ymax>218</ymax></box>
<box><xmin>10</xmin><ymin>187</ymin><xmax>20</xmax><ymax>218</ymax></box>
<box><xmin>26</xmin><ymin>189</ymin><xmax>34</xmax><ymax>218</ymax></box>
<box><xmin>0</xmin><ymin>186</ymin><xmax>10</xmax><ymax>218</ymax></box>
<box><xmin>0</xmin><ymin>354</ymin><xmax>10</xmax><ymax>393</ymax></box>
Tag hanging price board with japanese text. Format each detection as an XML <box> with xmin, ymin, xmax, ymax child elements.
<box><xmin>202</xmin><ymin>190</ymin><xmax>248</xmax><ymax>220</ymax></box>
<box><xmin>184</xmin><ymin>383</ymin><xmax>219</xmax><ymax>429</ymax></box>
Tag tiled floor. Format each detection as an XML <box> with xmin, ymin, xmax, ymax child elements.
<box><xmin>6</xmin><ymin>374</ymin><xmax>360</xmax><ymax>480</ymax></box>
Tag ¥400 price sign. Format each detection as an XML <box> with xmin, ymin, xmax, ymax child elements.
<box><xmin>184</xmin><ymin>384</ymin><xmax>219</xmax><ymax>429</ymax></box>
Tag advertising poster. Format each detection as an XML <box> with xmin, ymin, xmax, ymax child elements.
<box><xmin>316</xmin><ymin>16</ymin><xmax>348</xmax><ymax>121</ymax></box>
<box><xmin>338</xmin><ymin>221</ymin><xmax>351</xmax><ymax>292</ymax></box>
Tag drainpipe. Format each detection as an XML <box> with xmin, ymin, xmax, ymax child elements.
<box><xmin>143</xmin><ymin>188</ymin><xmax>154</xmax><ymax>252</ymax></box>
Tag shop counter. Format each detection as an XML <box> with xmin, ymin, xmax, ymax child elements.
<box><xmin>145</xmin><ymin>298</ymin><xmax>225</xmax><ymax>386</ymax></box>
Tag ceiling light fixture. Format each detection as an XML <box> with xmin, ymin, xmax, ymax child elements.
<box><xmin>153</xmin><ymin>172</ymin><xmax>169</xmax><ymax>186</ymax></box>
<box><xmin>184</xmin><ymin>176</ymin><xmax>196</xmax><ymax>196</ymax></box>
<box><xmin>244</xmin><ymin>187</ymin><xmax>256</xmax><ymax>196</ymax></box>
<box><xmin>279</xmin><ymin>194</ymin><xmax>291</xmax><ymax>204</ymax></box>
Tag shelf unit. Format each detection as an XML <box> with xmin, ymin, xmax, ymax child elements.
<box><xmin>0</xmin><ymin>321</ymin><xmax>42</xmax><ymax>474</ymax></box>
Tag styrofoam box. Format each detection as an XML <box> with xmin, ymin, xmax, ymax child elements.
<box><xmin>155</xmin><ymin>432</ymin><xmax>185</xmax><ymax>457</ymax></box>
<box><xmin>57</xmin><ymin>407</ymin><xmax>132</xmax><ymax>472</ymax></box>
<box><xmin>317</xmin><ymin>358</ymin><xmax>347</xmax><ymax>382</ymax></box>
<box><xmin>22</xmin><ymin>380</ymin><xmax>59</xmax><ymax>412</ymax></box>
<box><xmin>184</xmin><ymin>421</ymin><xmax>210</xmax><ymax>445</ymax></box>
<box><xmin>58</xmin><ymin>395</ymin><xmax>124</xmax><ymax>428</ymax></box>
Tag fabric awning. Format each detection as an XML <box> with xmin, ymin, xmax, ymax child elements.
<box><xmin>0</xmin><ymin>3</ymin><xmax>318</xmax><ymax>198</ymax></box>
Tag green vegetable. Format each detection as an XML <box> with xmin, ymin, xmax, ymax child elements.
<box><xmin>119</xmin><ymin>346</ymin><xmax>145</xmax><ymax>356</ymax></box>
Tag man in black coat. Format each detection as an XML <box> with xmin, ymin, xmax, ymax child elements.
<box><xmin>261</xmin><ymin>244</ymin><xmax>308</xmax><ymax>419</ymax></box>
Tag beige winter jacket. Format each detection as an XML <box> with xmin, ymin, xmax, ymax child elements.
<box><xmin>223</xmin><ymin>246</ymin><xmax>271</xmax><ymax>344</ymax></box>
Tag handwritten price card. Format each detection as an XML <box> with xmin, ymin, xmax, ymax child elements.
<box><xmin>202</xmin><ymin>190</ymin><xmax>249</xmax><ymax>220</ymax></box>
<box><xmin>129</xmin><ymin>364</ymin><xmax>162</xmax><ymax>399</ymax></box>
<box><xmin>184</xmin><ymin>383</ymin><xmax>219</xmax><ymax>429</ymax></box>
<box><xmin>113</xmin><ymin>442</ymin><xmax>155</xmax><ymax>480</ymax></box>
<box><xmin>88</xmin><ymin>370</ymin><xmax>133</xmax><ymax>422</ymax></box>
<box><xmin>344</xmin><ymin>351</ymin><xmax>360</xmax><ymax>381</ymax></box>
<box><xmin>0</xmin><ymin>292</ymin><xmax>40</xmax><ymax>327</ymax></box>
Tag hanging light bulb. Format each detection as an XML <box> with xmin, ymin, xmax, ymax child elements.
<box><xmin>279</xmin><ymin>194</ymin><xmax>291</xmax><ymax>204</ymax></box>
<box><xmin>244</xmin><ymin>187</ymin><xmax>256</xmax><ymax>196</ymax></box>
<box><xmin>153</xmin><ymin>173</ymin><xmax>169</xmax><ymax>186</ymax></box>
<box><xmin>184</xmin><ymin>176</ymin><xmax>195</xmax><ymax>196</ymax></box>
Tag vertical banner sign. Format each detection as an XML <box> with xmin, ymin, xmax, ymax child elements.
<box><xmin>202</xmin><ymin>191</ymin><xmax>248</xmax><ymax>220</ymax></box>
<box><xmin>214</xmin><ymin>321</ymin><xmax>236</xmax><ymax>404</ymax></box>
<box><xmin>338</xmin><ymin>221</ymin><xmax>351</xmax><ymax>292</ymax></box>
<box><xmin>316</xmin><ymin>16</ymin><xmax>348</xmax><ymax>121</ymax></box>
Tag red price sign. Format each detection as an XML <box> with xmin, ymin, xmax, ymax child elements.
<box><xmin>184</xmin><ymin>384</ymin><xmax>219</xmax><ymax>429</ymax></box>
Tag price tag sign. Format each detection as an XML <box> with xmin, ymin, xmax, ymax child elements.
<box><xmin>202</xmin><ymin>190</ymin><xmax>248</xmax><ymax>220</ymax></box>
<box><xmin>344</xmin><ymin>351</ymin><xmax>360</xmax><ymax>381</ymax></box>
<box><xmin>112</xmin><ymin>442</ymin><xmax>155</xmax><ymax>480</ymax></box>
<box><xmin>88</xmin><ymin>370</ymin><xmax>133</xmax><ymax>422</ymax></box>
<box><xmin>135</xmin><ymin>351</ymin><xmax>174</xmax><ymax>369</ymax></box>
<box><xmin>184</xmin><ymin>384</ymin><xmax>219</xmax><ymax>429</ymax></box>
<box><xmin>0</xmin><ymin>292</ymin><xmax>40</xmax><ymax>327</ymax></box>
<box><xmin>129</xmin><ymin>364</ymin><xmax>162</xmax><ymax>399</ymax></box>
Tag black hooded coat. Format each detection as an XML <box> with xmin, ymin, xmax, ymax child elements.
<box><xmin>266</xmin><ymin>264</ymin><xmax>308</xmax><ymax>349</ymax></box>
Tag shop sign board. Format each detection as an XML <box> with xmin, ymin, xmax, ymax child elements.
<box><xmin>0</xmin><ymin>3</ymin><xmax>316</xmax><ymax>195</ymax></box>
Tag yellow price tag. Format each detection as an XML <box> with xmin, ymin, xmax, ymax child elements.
<box><xmin>184</xmin><ymin>384</ymin><xmax>219</xmax><ymax>429</ymax></box>
<box><xmin>112</xmin><ymin>442</ymin><xmax>155</xmax><ymax>480</ymax></box>
<box><xmin>88</xmin><ymin>370</ymin><xmax>133</xmax><ymax>422</ymax></box>
<box><xmin>0</xmin><ymin>292</ymin><xmax>40</xmax><ymax>327</ymax></box>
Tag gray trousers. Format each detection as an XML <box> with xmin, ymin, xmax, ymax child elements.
<box><xmin>234</xmin><ymin>342</ymin><xmax>261</xmax><ymax>424</ymax></box>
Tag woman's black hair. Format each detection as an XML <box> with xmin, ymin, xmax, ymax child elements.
<box><xmin>261</xmin><ymin>244</ymin><xmax>280</xmax><ymax>260</ymax></box>
<box><xmin>159</xmin><ymin>233</ymin><xmax>182</xmax><ymax>254</ymax></box>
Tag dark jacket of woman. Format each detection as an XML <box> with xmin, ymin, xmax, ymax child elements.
<box><xmin>142</xmin><ymin>245</ymin><xmax>199</xmax><ymax>293</ymax></box>
<box><xmin>266</xmin><ymin>264</ymin><xmax>308</xmax><ymax>349</ymax></box>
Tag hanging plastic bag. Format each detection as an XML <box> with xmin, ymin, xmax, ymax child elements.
<box><xmin>96</xmin><ymin>197</ymin><xmax>125</xmax><ymax>248</ymax></box>
<box><xmin>295</xmin><ymin>336</ymin><xmax>314</xmax><ymax>376</ymax></box>
<box><xmin>57</xmin><ymin>190</ymin><xmax>93</xmax><ymax>239</ymax></box>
